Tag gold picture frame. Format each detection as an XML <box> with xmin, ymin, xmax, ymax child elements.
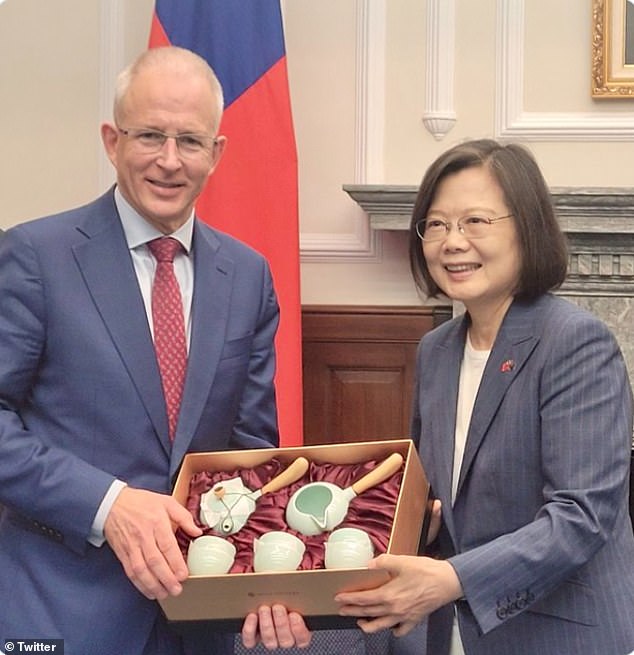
<box><xmin>592</xmin><ymin>0</ymin><xmax>634</xmax><ymax>99</ymax></box>
<box><xmin>592</xmin><ymin>0</ymin><xmax>634</xmax><ymax>97</ymax></box>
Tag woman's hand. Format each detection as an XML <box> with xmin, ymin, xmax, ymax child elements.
<box><xmin>426</xmin><ymin>499</ymin><xmax>443</xmax><ymax>545</ymax></box>
<box><xmin>335</xmin><ymin>554</ymin><xmax>463</xmax><ymax>637</ymax></box>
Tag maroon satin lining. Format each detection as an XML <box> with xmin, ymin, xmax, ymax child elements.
<box><xmin>177</xmin><ymin>458</ymin><xmax>402</xmax><ymax>573</ymax></box>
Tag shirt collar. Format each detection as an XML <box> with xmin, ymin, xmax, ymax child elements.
<box><xmin>114</xmin><ymin>186</ymin><xmax>194</xmax><ymax>254</ymax></box>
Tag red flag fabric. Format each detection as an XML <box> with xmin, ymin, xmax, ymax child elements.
<box><xmin>149</xmin><ymin>2</ymin><xmax>303</xmax><ymax>446</ymax></box>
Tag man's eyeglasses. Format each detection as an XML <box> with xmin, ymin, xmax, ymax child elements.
<box><xmin>415</xmin><ymin>214</ymin><xmax>513</xmax><ymax>242</ymax></box>
<box><xmin>118</xmin><ymin>127</ymin><xmax>218</xmax><ymax>158</ymax></box>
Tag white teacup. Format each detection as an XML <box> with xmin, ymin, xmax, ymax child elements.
<box><xmin>253</xmin><ymin>531</ymin><xmax>305</xmax><ymax>572</ymax></box>
<box><xmin>187</xmin><ymin>535</ymin><xmax>236</xmax><ymax>575</ymax></box>
<box><xmin>324</xmin><ymin>527</ymin><xmax>374</xmax><ymax>569</ymax></box>
<box><xmin>257</xmin><ymin>531</ymin><xmax>306</xmax><ymax>552</ymax></box>
<box><xmin>327</xmin><ymin>527</ymin><xmax>374</xmax><ymax>547</ymax></box>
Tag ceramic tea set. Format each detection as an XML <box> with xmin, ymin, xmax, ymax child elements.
<box><xmin>188</xmin><ymin>526</ymin><xmax>376</xmax><ymax>574</ymax></box>
<box><xmin>188</xmin><ymin>452</ymin><xmax>403</xmax><ymax>575</ymax></box>
<box><xmin>199</xmin><ymin>456</ymin><xmax>311</xmax><ymax>536</ymax></box>
<box><xmin>187</xmin><ymin>535</ymin><xmax>236</xmax><ymax>575</ymax></box>
<box><xmin>199</xmin><ymin>452</ymin><xmax>403</xmax><ymax>537</ymax></box>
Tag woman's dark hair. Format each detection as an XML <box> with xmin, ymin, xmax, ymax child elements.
<box><xmin>408</xmin><ymin>138</ymin><xmax>568</xmax><ymax>300</ymax></box>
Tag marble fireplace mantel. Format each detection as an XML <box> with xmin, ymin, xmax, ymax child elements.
<box><xmin>344</xmin><ymin>185</ymin><xmax>634</xmax><ymax>297</ymax></box>
<box><xmin>344</xmin><ymin>185</ymin><xmax>634</xmax><ymax>438</ymax></box>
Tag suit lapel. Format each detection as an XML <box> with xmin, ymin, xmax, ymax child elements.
<box><xmin>169</xmin><ymin>223</ymin><xmax>234</xmax><ymax>476</ymax></box>
<box><xmin>420</xmin><ymin>318</ymin><xmax>467</xmax><ymax>541</ymax></box>
<box><xmin>456</xmin><ymin>301</ymin><xmax>540</xmax><ymax>497</ymax></box>
<box><xmin>71</xmin><ymin>200</ymin><xmax>241</xmax><ymax>469</ymax></box>
<box><xmin>71</xmin><ymin>192</ymin><xmax>171</xmax><ymax>455</ymax></box>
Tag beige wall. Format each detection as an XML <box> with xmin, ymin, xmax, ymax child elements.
<box><xmin>1</xmin><ymin>0</ymin><xmax>633</xmax><ymax>305</ymax></box>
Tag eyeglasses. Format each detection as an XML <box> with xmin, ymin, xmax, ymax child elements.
<box><xmin>118</xmin><ymin>127</ymin><xmax>218</xmax><ymax>158</ymax></box>
<box><xmin>415</xmin><ymin>214</ymin><xmax>513</xmax><ymax>242</ymax></box>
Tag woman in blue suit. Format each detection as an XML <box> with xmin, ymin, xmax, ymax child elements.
<box><xmin>336</xmin><ymin>140</ymin><xmax>634</xmax><ymax>655</ymax></box>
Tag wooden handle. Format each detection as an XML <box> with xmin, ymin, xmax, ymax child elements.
<box><xmin>212</xmin><ymin>486</ymin><xmax>226</xmax><ymax>500</ymax></box>
<box><xmin>260</xmin><ymin>456</ymin><xmax>310</xmax><ymax>495</ymax></box>
<box><xmin>350</xmin><ymin>452</ymin><xmax>404</xmax><ymax>496</ymax></box>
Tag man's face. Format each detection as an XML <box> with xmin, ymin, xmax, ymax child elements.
<box><xmin>101</xmin><ymin>65</ymin><xmax>226</xmax><ymax>234</ymax></box>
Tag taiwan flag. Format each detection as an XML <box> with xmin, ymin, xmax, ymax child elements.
<box><xmin>149</xmin><ymin>1</ymin><xmax>303</xmax><ymax>446</ymax></box>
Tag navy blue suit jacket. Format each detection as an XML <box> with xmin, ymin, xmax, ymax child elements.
<box><xmin>414</xmin><ymin>294</ymin><xmax>634</xmax><ymax>655</ymax></box>
<box><xmin>0</xmin><ymin>190</ymin><xmax>279</xmax><ymax>654</ymax></box>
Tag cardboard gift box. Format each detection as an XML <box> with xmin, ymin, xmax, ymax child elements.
<box><xmin>160</xmin><ymin>438</ymin><xmax>431</xmax><ymax>631</ymax></box>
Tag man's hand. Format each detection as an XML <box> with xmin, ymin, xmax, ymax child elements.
<box><xmin>104</xmin><ymin>486</ymin><xmax>202</xmax><ymax>600</ymax></box>
<box><xmin>241</xmin><ymin>604</ymin><xmax>312</xmax><ymax>650</ymax></box>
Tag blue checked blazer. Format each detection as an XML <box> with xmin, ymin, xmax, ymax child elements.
<box><xmin>414</xmin><ymin>294</ymin><xmax>634</xmax><ymax>655</ymax></box>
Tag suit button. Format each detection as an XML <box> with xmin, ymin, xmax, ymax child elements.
<box><xmin>495</xmin><ymin>605</ymin><xmax>508</xmax><ymax>620</ymax></box>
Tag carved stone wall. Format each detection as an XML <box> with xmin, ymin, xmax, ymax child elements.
<box><xmin>344</xmin><ymin>186</ymin><xmax>634</xmax><ymax>439</ymax></box>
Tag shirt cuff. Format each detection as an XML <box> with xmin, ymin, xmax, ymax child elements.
<box><xmin>88</xmin><ymin>479</ymin><xmax>127</xmax><ymax>547</ymax></box>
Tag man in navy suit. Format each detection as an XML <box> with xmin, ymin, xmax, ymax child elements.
<box><xmin>0</xmin><ymin>47</ymin><xmax>309</xmax><ymax>654</ymax></box>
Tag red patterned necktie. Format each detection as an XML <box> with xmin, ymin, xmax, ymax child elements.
<box><xmin>147</xmin><ymin>237</ymin><xmax>187</xmax><ymax>441</ymax></box>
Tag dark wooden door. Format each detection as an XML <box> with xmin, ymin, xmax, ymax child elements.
<box><xmin>301</xmin><ymin>305</ymin><xmax>450</xmax><ymax>446</ymax></box>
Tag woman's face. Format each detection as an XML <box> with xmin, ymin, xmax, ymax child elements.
<box><xmin>422</xmin><ymin>165</ymin><xmax>521</xmax><ymax>318</ymax></box>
